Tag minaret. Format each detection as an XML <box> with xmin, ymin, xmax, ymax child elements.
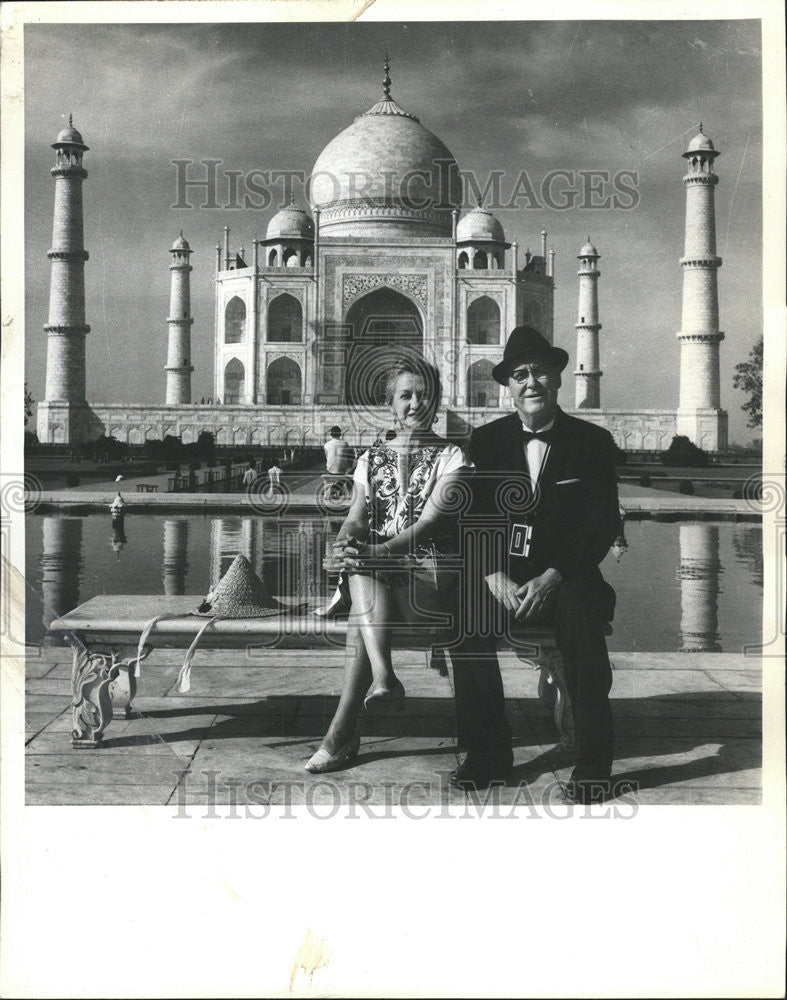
<box><xmin>165</xmin><ymin>233</ymin><xmax>194</xmax><ymax>404</ymax></box>
<box><xmin>676</xmin><ymin>124</ymin><xmax>727</xmax><ymax>450</ymax></box>
<box><xmin>39</xmin><ymin>116</ymin><xmax>90</xmax><ymax>443</ymax></box>
<box><xmin>574</xmin><ymin>239</ymin><xmax>602</xmax><ymax>409</ymax></box>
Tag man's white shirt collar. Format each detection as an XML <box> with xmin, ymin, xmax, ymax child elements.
<box><xmin>519</xmin><ymin>416</ymin><xmax>556</xmax><ymax>434</ymax></box>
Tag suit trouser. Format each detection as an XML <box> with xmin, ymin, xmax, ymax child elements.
<box><xmin>448</xmin><ymin>578</ymin><xmax>513</xmax><ymax>767</ymax></box>
<box><xmin>449</xmin><ymin>574</ymin><xmax>615</xmax><ymax>776</ymax></box>
<box><xmin>451</xmin><ymin>632</ymin><xmax>513</xmax><ymax>766</ymax></box>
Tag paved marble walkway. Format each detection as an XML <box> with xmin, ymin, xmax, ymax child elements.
<box><xmin>25</xmin><ymin>646</ymin><xmax>761</xmax><ymax>808</ymax></box>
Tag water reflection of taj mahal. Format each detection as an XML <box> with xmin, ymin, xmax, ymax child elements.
<box><xmin>37</xmin><ymin>63</ymin><xmax>727</xmax><ymax>451</ymax></box>
<box><xmin>36</xmin><ymin>515</ymin><xmax>754</xmax><ymax>655</ymax></box>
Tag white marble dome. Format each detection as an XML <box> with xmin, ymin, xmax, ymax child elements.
<box><xmin>266</xmin><ymin>204</ymin><xmax>314</xmax><ymax>240</ymax></box>
<box><xmin>578</xmin><ymin>240</ymin><xmax>599</xmax><ymax>257</ymax></box>
<box><xmin>685</xmin><ymin>129</ymin><xmax>716</xmax><ymax>154</ymax></box>
<box><xmin>456</xmin><ymin>205</ymin><xmax>505</xmax><ymax>243</ymax></box>
<box><xmin>171</xmin><ymin>232</ymin><xmax>190</xmax><ymax>251</ymax></box>
<box><xmin>54</xmin><ymin>116</ymin><xmax>87</xmax><ymax>148</ymax></box>
<box><xmin>309</xmin><ymin>94</ymin><xmax>462</xmax><ymax>237</ymax></box>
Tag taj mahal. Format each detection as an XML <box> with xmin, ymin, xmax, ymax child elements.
<box><xmin>36</xmin><ymin>63</ymin><xmax>728</xmax><ymax>451</ymax></box>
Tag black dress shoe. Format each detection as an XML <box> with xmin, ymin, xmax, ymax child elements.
<box><xmin>449</xmin><ymin>757</ymin><xmax>512</xmax><ymax>791</ymax></box>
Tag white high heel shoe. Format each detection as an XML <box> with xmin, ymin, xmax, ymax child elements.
<box><xmin>305</xmin><ymin>734</ymin><xmax>361</xmax><ymax>774</ymax></box>
<box><xmin>364</xmin><ymin>678</ymin><xmax>405</xmax><ymax>712</ymax></box>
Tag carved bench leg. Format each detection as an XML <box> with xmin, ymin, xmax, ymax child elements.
<box><xmin>68</xmin><ymin>640</ymin><xmax>152</xmax><ymax>746</ymax></box>
<box><xmin>540</xmin><ymin>649</ymin><xmax>575</xmax><ymax>754</ymax></box>
<box><xmin>69</xmin><ymin>641</ymin><xmax>119</xmax><ymax>748</ymax></box>
<box><xmin>108</xmin><ymin>649</ymin><xmax>147</xmax><ymax>718</ymax></box>
<box><xmin>517</xmin><ymin>640</ymin><xmax>576</xmax><ymax>753</ymax></box>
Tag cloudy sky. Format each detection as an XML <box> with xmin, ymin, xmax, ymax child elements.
<box><xmin>23</xmin><ymin>18</ymin><xmax>763</xmax><ymax>442</ymax></box>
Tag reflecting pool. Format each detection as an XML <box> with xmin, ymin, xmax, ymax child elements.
<box><xmin>24</xmin><ymin>514</ymin><xmax>763</xmax><ymax>654</ymax></box>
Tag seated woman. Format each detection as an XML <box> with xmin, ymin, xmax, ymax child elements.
<box><xmin>306</xmin><ymin>357</ymin><xmax>470</xmax><ymax>774</ymax></box>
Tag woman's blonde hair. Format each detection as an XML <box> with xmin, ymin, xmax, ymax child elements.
<box><xmin>384</xmin><ymin>356</ymin><xmax>442</xmax><ymax>420</ymax></box>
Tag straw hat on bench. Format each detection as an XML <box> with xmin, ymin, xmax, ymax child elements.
<box><xmin>197</xmin><ymin>554</ymin><xmax>287</xmax><ymax>618</ymax></box>
<box><xmin>136</xmin><ymin>555</ymin><xmax>304</xmax><ymax>693</ymax></box>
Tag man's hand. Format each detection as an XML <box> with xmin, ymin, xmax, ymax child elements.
<box><xmin>515</xmin><ymin>568</ymin><xmax>563</xmax><ymax>622</ymax></box>
<box><xmin>484</xmin><ymin>572</ymin><xmax>521</xmax><ymax>613</ymax></box>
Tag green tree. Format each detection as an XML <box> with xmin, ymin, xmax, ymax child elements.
<box><xmin>661</xmin><ymin>435</ymin><xmax>709</xmax><ymax>468</ymax></box>
<box><xmin>732</xmin><ymin>337</ymin><xmax>763</xmax><ymax>428</ymax></box>
<box><xmin>24</xmin><ymin>384</ymin><xmax>34</xmax><ymax>424</ymax></box>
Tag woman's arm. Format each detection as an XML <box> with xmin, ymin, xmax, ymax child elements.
<box><xmin>377</xmin><ymin>469</ymin><xmax>465</xmax><ymax>556</ymax></box>
<box><xmin>335</xmin><ymin>482</ymin><xmax>369</xmax><ymax>544</ymax></box>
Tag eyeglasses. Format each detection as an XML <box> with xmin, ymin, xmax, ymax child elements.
<box><xmin>509</xmin><ymin>365</ymin><xmax>556</xmax><ymax>384</ymax></box>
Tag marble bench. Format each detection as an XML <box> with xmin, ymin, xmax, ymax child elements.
<box><xmin>49</xmin><ymin>594</ymin><xmax>574</xmax><ymax>751</ymax></box>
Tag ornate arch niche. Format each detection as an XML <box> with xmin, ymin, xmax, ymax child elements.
<box><xmin>467</xmin><ymin>358</ymin><xmax>499</xmax><ymax>407</ymax></box>
<box><xmin>266</xmin><ymin>356</ymin><xmax>302</xmax><ymax>405</ymax></box>
<box><xmin>223</xmin><ymin>358</ymin><xmax>245</xmax><ymax>404</ymax></box>
<box><xmin>267</xmin><ymin>293</ymin><xmax>303</xmax><ymax>343</ymax></box>
<box><xmin>224</xmin><ymin>296</ymin><xmax>246</xmax><ymax>344</ymax></box>
<box><xmin>343</xmin><ymin>286</ymin><xmax>424</xmax><ymax>407</ymax></box>
<box><xmin>466</xmin><ymin>295</ymin><xmax>501</xmax><ymax>345</ymax></box>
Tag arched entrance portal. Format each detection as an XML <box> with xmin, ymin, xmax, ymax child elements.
<box><xmin>344</xmin><ymin>287</ymin><xmax>423</xmax><ymax>406</ymax></box>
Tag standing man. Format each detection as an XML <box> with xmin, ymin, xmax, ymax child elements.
<box><xmin>243</xmin><ymin>459</ymin><xmax>258</xmax><ymax>492</ymax></box>
<box><xmin>267</xmin><ymin>461</ymin><xmax>282</xmax><ymax>496</ymax></box>
<box><xmin>324</xmin><ymin>426</ymin><xmax>354</xmax><ymax>475</ymax></box>
<box><xmin>451</xmin><ymin>326</ymin><xmax>620</xmax><ymax>802</ymax></box>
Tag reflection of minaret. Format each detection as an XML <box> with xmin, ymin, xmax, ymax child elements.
<box><xmin>678</xmin><ymin>523</ymin><xmax>722</xmax><ymax>652</ymax></box>
<box><xmin>288</xmin><ymin>519</ymin><xmax>323</xmax><ymax>601</ymax></box>
<box><xmin>676</xmin><ymin>125</ymin><xmax>727</xmax><ymax>450</ymax></box>
<box><xmin>574</xmin><ymin>240</ymin><xmax>602</xmax><ymax>409</ymax></box>
<box><xmin>165</xmin><ymin>233</ymin><xmax>194</xmax><ymax>404</ymax></box>
<box><xmin>41</xmin><ymin>516</ymin><xmax>83</xmax><ymax>630</ymax></box>
<box><xmin>162</xmin><ymin>520</ymin><xmax>190</xmax><ymax>595</ymax></box>
<box><xmin>210</xmin><ymin>517</ymin><xmax>253</xmax><ymax>586</ymax></box>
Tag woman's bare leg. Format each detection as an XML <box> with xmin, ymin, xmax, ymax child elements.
<box><xmin>320</xmin><ymin>621</ymin><xmax>372</xmax><ymax>753</ymax></box>
<box><xmin>348</xmin><ymin>572</ymin><xmax>399</xmax><ymax>691</ymax></box>
<box><xmin>319</xmin><ymin>574</ymin><xmax>401</xmax><ymax>754</ymax></box>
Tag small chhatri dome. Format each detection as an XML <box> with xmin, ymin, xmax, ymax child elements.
<box><xmin>456</xmin><ymin>204</ymin><xmax>505</xmax><ymax>243</ymax></box>
<box><xmin>266</xmin><ymin>202</ymin><xmax>314</xmax><ymax>240</ymax></box>
<box><xmin>578</xmin><ymin>238</ymin><xmax>599</xmax><ymax>257</ymax></box>
<box><xmin>685</xmin><ymin>123</ymin><xmax>718</xmax><ymax>156</ymax></box>
<box><xmin>171</xmin><ymin>231</ymin><xmax>190</xmax><ymax>251</ymax></box>
<box><xmin>54</xmin><ymin>113</ymin><xmax>88</xmax><ymax>149</ymax></box>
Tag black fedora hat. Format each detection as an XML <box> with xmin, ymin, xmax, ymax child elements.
<box><xmin>491</xmin><ymin>326</ymin><xmax>569</xmax><ymax>385</ymax></box>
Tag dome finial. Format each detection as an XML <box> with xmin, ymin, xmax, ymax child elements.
<box><xmin>68</xmin><ymin>112</ymin><xmax>73</xmax><ymax>128</ymax></box>
<box><xmin>383</xmin><ymin>53</ymin><xmax>391</xmax><ymax>99</ymax></box>
<box><xmin>699</xmin><ymin>121</ymin><xmax>704</xmax><ymax>133</ymax></box>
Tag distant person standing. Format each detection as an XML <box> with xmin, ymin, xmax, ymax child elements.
<box><xmin>243</xmin><ymin>460</ymin><xmax>258</xmax><ymax>492</ymax></box>
<box><xmin>268</xmin><ymin>462</ymin><xmax>282</xmax><ymax>495</ymax></box>
<box><xmin>324</xmin><ymin>426</ymin><xmax>354</xmax><ymax>475</ymax></box>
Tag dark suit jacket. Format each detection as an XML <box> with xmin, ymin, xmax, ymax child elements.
<box><xmin>466</xmin><ymin>407</ymin><xmax>620</xmax><ymax>588</ymax></box>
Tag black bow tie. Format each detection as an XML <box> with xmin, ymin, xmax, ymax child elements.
<box><xmin>521</xmin><ymin>428</ymin><xmax>554</xmax><ymax>444</ymax></box>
